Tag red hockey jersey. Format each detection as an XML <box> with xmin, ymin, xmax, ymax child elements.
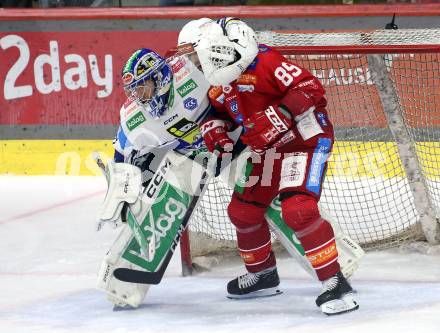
<box><xmin>207</xmin><ymin>45</ymin><xmax>328</xmax><ymax>128</ymax></box>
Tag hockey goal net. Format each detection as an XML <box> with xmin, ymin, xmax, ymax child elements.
<box><xmin>187</xmin><ymin>29</ymin><xmax>440</xmax><ymax>259</ymax></box>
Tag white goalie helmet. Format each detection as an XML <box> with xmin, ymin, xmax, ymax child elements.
<box><xmin>178</xmin><ymin>17</ymin><xmax>214</xmax><ymax>47</ymax></box>
<box><xmin>194</xmin><ymin>22</ymin><xmax>237</xmax><ymax>86</ymax></box>
<box><xmin>194</xmin><ymin>19</ymin><xmax>259</xmax><ymax>86</ymax></box>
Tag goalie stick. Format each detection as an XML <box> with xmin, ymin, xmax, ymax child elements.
<box><xmin>93</xmin><ymin>152</ymin><xmax>109</xmax><ymax>183</ymax></box>
<box><xmin>113</xmin><ymin>154</ymin><xmax>214</xmax><ymax>284</ymax></box>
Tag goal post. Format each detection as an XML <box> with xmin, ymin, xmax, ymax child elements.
<box><xmin>181</xmin><ymin>29</ymin><xmax>440</xmax><ymax>274</ymax></box>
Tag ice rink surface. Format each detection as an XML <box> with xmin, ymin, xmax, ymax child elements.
<box><xmin>1</xmin><ymin>176</ymin><xmax>440</xmax><ymax>333</ymax></box>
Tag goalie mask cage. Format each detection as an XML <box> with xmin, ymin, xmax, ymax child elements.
<box><xmin>184</xmin><ymin>29</ymin><xmax>440</xmax><ymax>264</ymax></box>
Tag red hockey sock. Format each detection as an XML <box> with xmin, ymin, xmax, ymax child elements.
<box><xmin>299</xmin><ymin>220</ymin><xmax>340</xmax><ymax>280</ymax></box>
<box><xmin>281</xmin><ymin>195</ymin><xmax>340</xmax><ymax>281</ymax></box>
<box><xmin>236</xmin><ymin>221</ymin><xmax>276</xmax><ymax>273</ymax></box>
<box><xmin>228</xmin><ymin>195</ymin><xmax>277</xmax><ymax>273</ymax></box>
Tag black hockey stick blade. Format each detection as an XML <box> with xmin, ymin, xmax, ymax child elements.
<box><xmin>113</xmin><ymin>249</ymin><xmax>173</xmax><ymax>285</ymax></box>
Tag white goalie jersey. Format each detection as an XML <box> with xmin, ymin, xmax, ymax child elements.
<box><xmin>97</xmin><ymin>54</ymin><xmax>213</xmax><ymax>308</ymax></box>
<box><xmin>113</xmin><ymin>54</ymin><xmax>212</xmax><ymax>160</ymax></box>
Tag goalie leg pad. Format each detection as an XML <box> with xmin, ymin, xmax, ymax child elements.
<box><xmin>96</xmin><ymin>225</ymin><xmax>150</xmax><ymax>308</ymax></box>
<box><xmin>265</xmin><ymin>198</ymin><xmax>364</xmax><ymax>279</ymax></box>
<box><xmin>96</xmin><ymin>151</ymin><xmax>209</xmax><ymax>304</ymax></box>
<box><xmin>318</xmin><ymin>206</ymin><xmax>365</xmax><ymax>278</ymax></box>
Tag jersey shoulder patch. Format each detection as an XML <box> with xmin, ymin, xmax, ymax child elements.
<box><xmin>237</xmin><ymin>73</ymin><xmax>258</xmax><ymax>85</ymax></box>
<box><xmin>120</xmin><ymin>98</ymin><xmax>139</xmax><ymax>120</ymax></box>
<box><xmin>169</xmin><ymin>56</ymin><xmax>187</xmax><ymax>74</ymax></box>
<box><xmin>208</xmin><ymin>86</ymin><xmax>224</xmax><ymax>101</ymax></box>
<box><xmin>170</xmin><ymin>56</ymin><xmax>192</xmax><ymax>85</ymax></box>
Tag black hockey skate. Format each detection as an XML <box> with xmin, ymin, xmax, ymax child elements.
<box><xmin>227</xmin><ymin>267</ymin><xmax>282</xmax><ymax>299</ymax></box>
<box><xmin>315</xmin><ymin>271</ymin><xmax>359</xmax><ymax>315</ymax></box>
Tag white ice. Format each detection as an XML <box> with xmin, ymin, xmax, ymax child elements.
<box><xmin>1</xmin><ymin>176</ymin><xmax>440</xmax><ymax>333</ymax></box>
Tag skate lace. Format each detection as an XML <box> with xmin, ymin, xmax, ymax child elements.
<box><xmin>238</xmin><ymin>272</ymin><xmax>259</xmax><ymax>289</ymax></box>
<box><xmin>322</xmin><ymin>275</ymin><xmax>339</xmax><ymax>293</ymax></box>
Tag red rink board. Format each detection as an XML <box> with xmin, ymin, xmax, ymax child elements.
<box><xmin>0</xmin><ymin>31</ymin><xmax>178</xmax><ymax>126</ymax></box>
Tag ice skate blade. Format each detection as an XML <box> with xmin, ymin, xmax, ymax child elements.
<box><xmin>227</xmin><ymin>287</ymin><xmax>283</xmax><ymax>300</ymax></box>
<box><xmin>320</xmin><ymin>293</ymin><xmax>359</xmax><ymax>316</ymax></box>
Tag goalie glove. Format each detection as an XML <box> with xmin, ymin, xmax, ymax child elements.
<box><xmin>200</xmin><ymin>119</ymin><xmax>234</xmax><ymax>156</ymax></box>
<box><xmin>241</xmin><ymin>105</ymin><xmax>292</xmax><ymax>152</ymax></box>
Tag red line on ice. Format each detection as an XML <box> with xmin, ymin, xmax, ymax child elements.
<box><xmin>0</xmin><ymin>271</ymin><xmax>93</xmax><ymax>277</ymax></box>
<box><xmin>0</xmin><ymin>190</ymin><xmax>105</xmax><ymax>224</ymax></box>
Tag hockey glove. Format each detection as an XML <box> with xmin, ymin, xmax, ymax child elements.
<box><xmin>241</xmin><ymin>105</ymin><xmax>292</xmax><ymax>151</ymax></box>
<box><xmin>200</xmin><ymin>119</ymin><xmax>234</xmax><ymax>156</ymax></box>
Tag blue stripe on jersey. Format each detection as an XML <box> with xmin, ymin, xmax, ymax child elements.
<box><xmin>117</xmin><ymin>126</ymin><xmax>128</xmax><ymax>150</ymax></box>
<box><xmin>306</xmin><ymin>137</ymin><xmax>332</xmax><ymax>195</ymax></box>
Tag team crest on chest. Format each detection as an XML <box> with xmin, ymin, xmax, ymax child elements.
<box><xmin>229</xmin><ymin>99</ymin><xmax>239</xmax><ymax>114</ymax></box>
<box><xmin>183</xmin><ymin>97</ymin><xmax>198</xmax><ymax>111</ymax></box>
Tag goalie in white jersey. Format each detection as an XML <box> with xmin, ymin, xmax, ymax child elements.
<box><xmin>95</xmin><ymin>47</ymin><xmax>222</xmax><ymax>308</ymax></box>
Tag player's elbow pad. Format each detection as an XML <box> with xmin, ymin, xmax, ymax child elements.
<box><xmin>279</xmin><ymin>89</ymin><xmax>316</xmax><ymax>119</ymax></box>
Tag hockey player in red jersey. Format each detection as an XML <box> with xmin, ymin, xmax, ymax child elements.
<box><xmin>191</xmin><ymin>19</ymin><xmax>359</xmax><ymax>315</ymax></box>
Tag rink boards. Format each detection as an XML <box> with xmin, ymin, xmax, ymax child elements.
<box><xmin>1</xmin><ymin>139</ymin><xmax>439</xmax><ymax>180</ymax></box>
